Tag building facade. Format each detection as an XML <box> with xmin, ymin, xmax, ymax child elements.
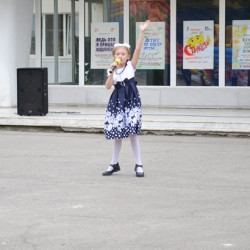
<box><xmin>1</xmin><ymin>0</ymin><xmax>250</xmax><ymax>108</ymax></box>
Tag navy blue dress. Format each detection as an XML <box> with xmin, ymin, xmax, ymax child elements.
<box><xmin>104</xmin><ymin>73</ymin><xmax>142</xmax><ymax>140</ymax></box>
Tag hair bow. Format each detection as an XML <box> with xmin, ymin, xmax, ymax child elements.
<box><xmin>114</xmin><ymin>43</ymin><xmax>131</xmax><ymax>49</ymax></box>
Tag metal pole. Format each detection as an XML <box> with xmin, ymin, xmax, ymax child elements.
<box><xmin>72</xmin><ymin>0</ymin><xmax>76</xmax><ymax>83</ymax></box>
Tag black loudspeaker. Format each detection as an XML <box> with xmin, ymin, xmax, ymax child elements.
<box><xmin>17</xmin><ymin>68</ymin><xmax>48</xmax><ymax>116</ymax></box>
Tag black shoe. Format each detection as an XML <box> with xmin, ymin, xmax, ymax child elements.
<box><xmin>135</xmin><ymin>164</ymin><xmax>144</xmax><ymax>177</ymax></box>
<box><xmin>102</xmin><ymin>163</ymin><xmax>120</xmax><ymax>176</ymax></box>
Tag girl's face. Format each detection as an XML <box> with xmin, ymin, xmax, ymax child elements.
<box><xmin>113</xmin><ymin>47</ymin><xmax>130</xmax><ymax>66</ymax></box>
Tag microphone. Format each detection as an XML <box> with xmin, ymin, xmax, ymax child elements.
<box><xmin>109</xmin><ymin>58</ymin><xmax>121</xmax><ymax>73</ymax></box>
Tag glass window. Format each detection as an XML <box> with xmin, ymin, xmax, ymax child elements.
<box><xmin>58</xmin><ymin>0</ymin><xmax>73</xmax><ymax>84</ymax></box>
<box><xmin>45</xmin><ymin>14</ymin><xmax>54</xmax><ymax>56</ymax></box>
<box><xmin>57</xmin><ymin>14</ymin><xmax>64</xmax><ymax>57</ymax></box>
<box><xmin>176</xmin><ymin>0</ymin><xmax>219</xmax><ymax>86</ymax></box>
<box><xmin>84</xmin><ymin>0</ymin><xmax>124</xmax><ymax>85</ymax></box>
<box><xmin>44</xmin><ymin>13</ymin><xmax>63</xmax><ymax>57</ymax></box>
<box><xmin>73</xmin><ymin>2</ymin><xmax>79</xmax><ymax>83</ymax></box>
<box><xmin>67</xmin><ymin>14</ymin><xmax>72</xmax><ymax>55</ymax></box>
<box><xmin>129</xmin><ymin>0</ymin><xmax>170</xmax><ymax>86</ymax></box>
<box><xmin>226</xmin><ymin>0</ymin><xmax>250</xmax><ymax>87</ymax></box>
<box><xmin>30</xmin><ymin>15</ymin><xmax>35</xmax><ymax>55</ymax></box>
<box><xmin>41</xmin><ymin>0</ymin><xmax>79</xmax><ymax>85</ymax></box>
<box><xmin>41</xmin><ymin>0</ymin><xmax>54</xmax><ymax>84</ymax></box>
<box><xmin>29</xmin><ymin>3</ymin><xmax>36</xmax><ymax>68</ymax></box>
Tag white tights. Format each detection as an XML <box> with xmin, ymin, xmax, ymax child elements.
<box><xmin>110</xmin><ymin>134</ymin><xmax>142</xmax><ymax>165</ymax></box>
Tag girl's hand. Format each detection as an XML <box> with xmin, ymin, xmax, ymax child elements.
<box><xmin>110</xmin><ymin>59</ymin><xmax>120</xmax><ymax>68</ymax></box>
<box><xmin>140</xmin><ymin>20</ymin><xmax>151</xmax><ymax>32</ymax></box>
<box><xmin>131</xmin><ymin>20</ymin><xmax>151</xmax><ymax>69</ymax></box>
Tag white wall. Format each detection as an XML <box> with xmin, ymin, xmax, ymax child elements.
<box><xmin>0</xmin><ymin>0</ymin><xmax>34</xmax><ymax>107</ymax></box>
<box><xmin>48</xmin><ymin>86</ymin><xmax>250</xmax><ymax>108</ymax></box>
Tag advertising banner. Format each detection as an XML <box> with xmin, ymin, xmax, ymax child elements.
<box><xmin>232</xmin><ymin>20</ymin><xmax>250</xmax><ymax>69</ymax></box>
<box><xmin>91</xmin><ymin>22</ymin><xmax>119</xmax><ymax>69</ymax></box>
<box><xmin>183</xmin><ymin>20</ymin><xmax>214</xmax><ymax>69</ymax></box>
<box><xmin>136</xmin><ymin>22</ymin><xmax>165</xmax><ymax>70</ymax></box>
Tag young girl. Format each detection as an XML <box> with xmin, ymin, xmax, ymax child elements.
<box><xmin>102</xmin><ymin>20</ymin><xmax>150</xmax><ymax>177</ymax></box>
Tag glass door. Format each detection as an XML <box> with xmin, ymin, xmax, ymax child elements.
<box><xmin>84</xmin><ymin>0</ymin><xmax>124</xmax><ymax>85</ymax></box>
<box><xmin>176</xmin><ymin>0</ymin><xmax>219</xmax><ymax>86</ymax></box>
<box><xmin>226</xmin><ymin>0</ymin><xmax>250</xmax><ymax>87</ymax></box>
<box><xmin>129</xmin><ymin>0</ymin><xmax>170</xmax><ymax>86</ymax></box>
<box><xmin>40</xmin><ymin>0</ymin><xmax>79</xmax><ymax>85</ymax></box>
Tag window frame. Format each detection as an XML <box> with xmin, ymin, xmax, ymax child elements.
<box><xmin>33</xmin><ymin>0</ymin><xmax>230</xmax><ymax>87</ymax></box>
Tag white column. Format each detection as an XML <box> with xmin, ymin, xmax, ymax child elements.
<box><xmin>0</xmin><ymin>0</ymin><xmax>34</xmax><ymax>107</ymax></box>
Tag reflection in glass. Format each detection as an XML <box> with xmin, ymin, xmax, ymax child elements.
<box><xmin>130</xmin><ymin>0</ymin><xmax>170</xmax><ymax>86</ymax></box>
<box><xmin>177</xmin><ymin>0</ymin><xmax>219</xmax><ymax>86</ymax></box>
<box><xmin>41</xmin><ymin>0</ymin><xmax>54</xmax><ymax>84</ymax></box>
<box><xmin>57</xmin><ymin>0</ymin><xmax>72</xmax><ymax>84</ymax></box>
<box><xmin>30</xmin><ymin>15</ymin><xmax>35</xmax><ymax>55</ymax></box>
<box><xmin>84</xmin><ymin>0</ymin><xmax>124</xmax><ymax>85</ymax></box>
<box><xmin>29</xmin><ymin>4</ymin><xmax>36</xmax><ymax>67</ymax></box>
<box><xmin>226</xmin><ymin>0</ymin><xmax>250</xmax><ymax>87</ymax></box>
<box><xmin>40</xmin><ymin>0</ymin><xmax>78</xmax><ymax>85</ymax></box>
<box><xmin>45</xmin><ymin>14</ymin><xmax>54</xmax><ymax>56</ymax></box>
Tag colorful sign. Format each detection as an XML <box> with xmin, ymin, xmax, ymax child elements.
<box><xmin>91</xmin><ymin>22</ymin><xmax>119</xmax><ymax>69</ymax></box>
<box><xmin>136</xmin><ymin>22</ymin><xmax>165</xmax><ymax>70</ymax></box>
<box><xmin>183</xmin><ymin>21</ymin><xmax>214</xmax><ymax>69</ymax></box>
<box><xmin>232</xmin><ymin>20</ymin><xmax>250</xmax><ymax>69</ymax></box>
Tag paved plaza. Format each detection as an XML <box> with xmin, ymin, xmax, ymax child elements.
<box><xmin>0</xmin><ymin>130</ymin><xmax>250</xmax><ymax>249</ymax></box>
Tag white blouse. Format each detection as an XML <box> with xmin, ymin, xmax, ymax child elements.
<box><xmin>113</xmin><ymin>61</ymin><xmax>136</xmax><ymax>84</ymax></box>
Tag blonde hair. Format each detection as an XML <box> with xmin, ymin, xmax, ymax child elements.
<box><xmin>112</xmin><ymin>46</ymin><xmax>130</xmax><ymax>57</ymax></box>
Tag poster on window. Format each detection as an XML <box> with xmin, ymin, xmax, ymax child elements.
<box><xmin>232</xmin><ymin>20</ymin><xmax>250</xmax><ymax>69</ymax></box>
<box><xmin>183</xmin><ymin>21</ymin><xmax>214</xmax><ymax>69</ymax></box>
<box><xmin>136</xmin><ymin>22</ymin><xmax>165</xmax><ymax>70</ymax></box>
<box><xmin>91</xmin><ymin>22</ymin><xmax>119</xmax><ymax>69</ymax></box>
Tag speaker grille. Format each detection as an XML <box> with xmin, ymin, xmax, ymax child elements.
<box><xmin>17</xmin><ymin>68</ymin><xmax>48</xmax><ymax>116</ymax></box>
